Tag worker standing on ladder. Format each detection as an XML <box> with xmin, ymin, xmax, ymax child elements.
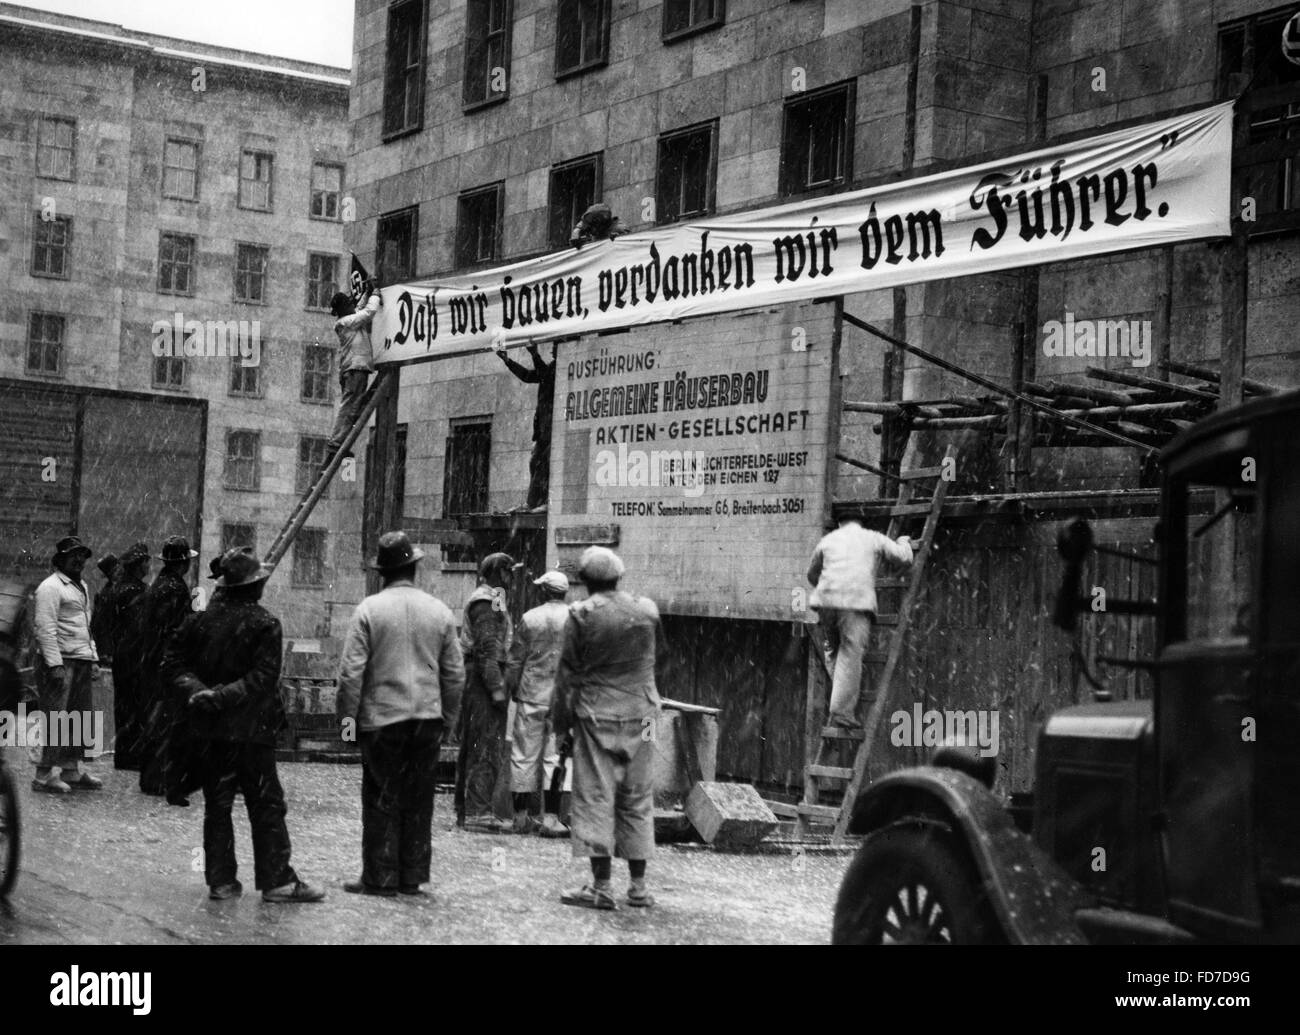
<box><xmin>326</xmin><ymin>278</ymin><xmax>381</xmax><ymax>460</ymax></box>
<box><xmin>806</xmin><ymin>519</ymin><xmax>914</xmax><ymax>731</ymax></box>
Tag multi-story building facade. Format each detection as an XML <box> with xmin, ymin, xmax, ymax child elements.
<box><xmin>0</xmin><ymin>3</ymin><xmax>362</xmax><ymax>639</ymax></box>
<box><xmin>351</xmin><ymin>0</ymin><xmax>1299</xmax><ymax>789</ymax></box>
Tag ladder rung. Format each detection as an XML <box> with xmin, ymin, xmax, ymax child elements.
<box><xmin>808</xmin><ymin>765</ymin><xmax>854</xmax><ymax>781</ymax></box>
<box><xmin>821</xmin><ymin>726</ymin><xmax>866</xmax><ymax>741</ymax></box>
<box><xmin>883</xmin><ymin>502</ymin><xmax>934</xmax><ymax>516</ymax></box>
<box><xmin>797</xmin><ymin>803</ymin><xmax>842</xmax><ymax>821</ymax></box>
<box><xmin>899</xmin><ymin>466</ymin><xmax>945</xmax><ymax>480</ymax></box>
<box><xmin>765</xmin><ymin>800</ymin><xmax>799</xmax><ymax>819</ymax></box>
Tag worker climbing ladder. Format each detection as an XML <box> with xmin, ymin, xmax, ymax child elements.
<box><xmin>795</xmin><ymin>444</ymin><xmax>957</xmax><ymax>842</ymax></box>
<box><xmin>263</xmin><ymin>368</ymin><xmax>396</xmax><ymax>571</ymax></box>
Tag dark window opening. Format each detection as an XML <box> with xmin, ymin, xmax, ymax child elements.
<box><xmin>302</xmin><ymin>343</ymin><xmax>334</xmax><ymax>403</ymax></box>
<box><xmin>163</xmin><ymin>138</ymin><xmax>199</xmax><ymax>200</ymax></box>
<box><xmin>225</xmin><ymin>430</ymin><xmax>260</xmax><ymax>490</ymax></box>
<box><xmin>32</xmin><ymin>214</ymin><xmax>71</xmax><ymax>278</ymax></box>
<box><xmin>26</xmin><ymin>312</ymin><xmax>64</xmax><ymax>376</ymax></box>
<box><xmin>376</xmin><ymin>207</ymin><xmax>418</xmax><ymax>283</ymax></box>
<box><xmin>297</xmin><ymin>435</ymin><xmax>332</xmax><ymax>497</ymax></box>
<box><xmin>548</xmin><ymin>154</ymin><xmax>602</xmax><ymax>249</ymax></box>
<box><xmin>780</xmin><ymin>81</ymin><xmax>855</xmax><ymax>196</ymax></box>
<box><xmin>158</xmin><ymin>233</ymin><xmax>195</xmax><ymax>295</ymax></box>
<box><xmin>556</xmin><ymin>0</ymin><xmax>609</xmax><ymax>78</ymax></box>
<box><xmin>310</xmin><ymin>162</ymin><xmax>343</xmax><ymax>219</ymax></box>
<box><xmin>293</xmin><ymin>528</ymin><xmax>327</xmax><ymax>587</ymax></box>
<box><xmin>384</xmin><ymin>0</ymin><xmax>426</xmax><ymax>137</ymax></box>
<box><xmin>442</xmin><ymin>419</ymin><xmax>491</xmax><ymax>563</ymax></box>
<box><xmin>235</xmin><ymin>243</ymin><xmax>269</xmax><ymax>303</ymax></box>
<box><xmin>656</xmin><ymin>122</ymin><xmax>717</xmax><ymax>224</ymax></box>
<box><xmin>464</xmin><ymin>0</ymin><xmax>512</xmax><ymax>108</ymax></box>
<box><xmin>662</xmin><ymin>0</ymin><xmax>724</xmax><ymax>42</ymax></box>
<box><xmin>457</xmin><ymin>184</ymin><xmax>503</xmax><ymax>267</ymax></box>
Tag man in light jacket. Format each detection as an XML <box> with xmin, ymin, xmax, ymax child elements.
<box><xmin>337</xmin><ymin>531</ymin><xmax>466</xmax><ymax>896</ymax></box>
<box><xmin>31</xmin><ymin>535</ymin><xmax>103</xmax><ymax>793</ymax></box>
<box><xmin>506</xmin><ymin>569</ymin><xmax>571</xmax><ymax>838</ymax></box>
<box><xmin>326</xmin><ymin>283</ymin><xmax>381</xmax><ymax>459</ymax></box>
<box><xmin>807</xmin><ymin>517</ymin><xmax>914</xmax><ymax>730</ymax></box>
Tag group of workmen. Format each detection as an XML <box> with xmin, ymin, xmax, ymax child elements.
<box><xmin>23</xmin><ymin>529</ymin><xmax>665</xmax><ymax>911</ymax></box>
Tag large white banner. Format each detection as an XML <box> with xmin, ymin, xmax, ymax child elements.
<box><xmin>374</xmin><ymin>103</ymin><xmax>1232</xmax><ymax>365</ymax></box>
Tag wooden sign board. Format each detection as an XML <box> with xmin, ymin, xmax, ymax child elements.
<box><xmin>548</xmin><ymin>301</ymin><xmax>835</xmax><ymax>621</ymax></box>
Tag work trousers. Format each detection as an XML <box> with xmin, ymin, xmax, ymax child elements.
<box><xmin>510</xmin><ymin>698</ymin><xmax>570</xmax><ymax>796</ymax></box>
<box><xmin>328</xmin><ymin>369</ymin><xmax>371</xmax><ymax>449</ymax></box>
<box><xmin>34</xmin><ymin>657</ymin><xmax>93</xmax><ymax>771</ymax></box>
<box><xmin>359</xmin><ymin>718</ymin><xmax>443</xmax><ymax>891</ymax></box>
<box><xmin>111</xmin><ymin>657</ymin><xmax>142</xmax><ymax>770</ymax></box>
<box><xmin>199</xmin><ymin>741</ymin><xmax>297</xmax><ymax>891</ymax></box>
<box><xmin>525</xmin><ymin>431</ymin><xmax>551</xmax><ymax>509</ymax></box>
<box><xmin>569</xmin><ymin>714</ymin><xmax>656</xmax><ymax>860</ymax></box>
<box><xmin>820</xmin><ymin>608</ymin><xmax>874</xmax><ymax>720</ymax></box>
<box><xmin>455</xmin><ymin>689</ymin><xmax>506</xmax><ymax>822</ymax></box>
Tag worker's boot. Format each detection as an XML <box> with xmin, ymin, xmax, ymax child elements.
<box><xmin>537</xmin><ymin>813</ymin><xmax>569</xmax><ymax>838</ymax></box>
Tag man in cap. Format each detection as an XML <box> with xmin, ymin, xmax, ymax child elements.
<box><xmin>106</xmin><ymin>542</ymin><xmax>151</xmax><ymax>770</ymax></box>
<box><xmin>137</xmin><ymin>535</ymin><xmax>198</xmax><ymax>796</ymax></box>
<box><xmin>161</xmin><ymin>548</ymin><xmax>325</xmax><ymax>903</ymax></box>
<box><xmin>806</xmin><ymin>517</ymin><xmax>913</xmax><ymax>730</ymax></box>
<box><xmin>454</xmin><ymin>551</ymin><xmax>515</xmax><ymax>832</ymax></box>
<box><xmin>553</xmin><ymin>547</ymin><xmax>662</xmax><ymax>910</ymax></box>
<box><xmin>31</xmin><ymin>535</ymin><xmax>103</xmax><ymax>793</ymax></box>
<box><xmin>505</xmin><ymin>569</ymin><xmax>572</xmax><ymax>837</ymax></box>
<box><xmin>89</xmin><ymin>554</ymin><xmax>121</xmax><ymax>659</ymax></box>
<box><xmin>325</xmin><ymin>279</ymin><xmax>381</xmax><ymax>460</ymax></box>
<box><xmin>337</xmin><ymin>531</ymin><xmax>466</xmax><ymax>896</ymax></box>
<box><xmin>494</xmin><ymin>341</ymin><xmax>555</xmax><ymax>512</ymax></box>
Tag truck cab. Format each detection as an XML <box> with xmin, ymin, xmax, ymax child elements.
<box><xmin>832</xmin><ymin>389</ymin><xmax>1300</xmax><ymax>945</ymax></box>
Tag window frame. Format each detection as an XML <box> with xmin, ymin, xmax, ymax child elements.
<box><xmin>152</xmin><ymin>353</ymin><xmax>187</xmax><ymax>391</ymax></box>
<box><xmin>228</xmin><ymin>344</ymin><xmax>264</xmax><ymax>399</ymax></box>
<box><xmin>310</xmin><ymin>161</ymin><xmax>344</xmax><ymax>220</ymax></box>
<box><xmin>463</xmin><ymin>0</ymin><xmax>514</xmax><ymax>112</ymax></box>
<box><xmin>31</xmin><ymin>212</ymin><xmax>72</xmax><ymax>280</ymax></box>
<box><xmin>655</xmin><ymin>120</ymin><xmax>719</xmax><ymax>225</ymax></box>
<box><xmin>297</xmin><ymin>435</ymin><xmax>332</xmax><ymax>498</ymax></box>
<box><xmin>306</xmin><ymin>252</ymin><xmax>340</xmax><ymax>311</ymax></box>
<box><xmin>36</xmin><ymin>115</ymin><xmax>75</xmax><ymax>181</ymax></box>
<box><xmin>26</xmin><ymin>311</ymin><xmax>65</xmax><ymax>377</ymax></box>
<box><xmin>779</xmin><ymin>79</ymin><xmax>856</xmax><ymax>198</ymax></box>
<box><xmin>157</xmin><ymin>232</ymin><xmax>197</xmax><ymax>297</ymax></box>
<box><xmin>456</xmin><ymin>183</ymin><xmax>504</xmax><ymax>268</ymax></box>
<box><xmin>291</xmin><ymin>527</ymin><xmax>328</xmax><ymax>588</ymax></box>
<box><xmin>234</xmin><ymin>242</ymin><xmax>271</xmax><ymax>305</ymax></box>
<box><xmin>224</xmin><ymin>429</ymin><xmax>262</xmax><ymax>491</ymax></box>
<box><xmin>548</xmin><ymin>153</ymin><xmax>604</xmax><ymax>250</ymax></box>
<box><xmin>661</xmin><ymin>0</ymin><xmax>725</xmax><ymax>45</ymax></box>
<box><xmin>376</xmin><ymin>206</ymin><xmax>419</xmax><ymax>284</ymax></box>
<box><xmin>238</xmin><ymin>148</ymin><xmax>275</xmax><ymax>212</ymax></box>
<box><xmin>440</xmin><ymin>417</ymin><xmax>492</xmax><ymax>565</ymax></box>
<box><xmin>383</xmin><ymin>0</ymin><xmax>428</xmax><ymax>140</ymax></box>
<box><xmin>162</xmin><ymin>137</ymin><xmax>200</xmax><ymax>202</ymax></box>
<box><xmin>555</xmin><ymin>0</ymin><xmax>611</xmax><ymax>80</ymax></box>
<box><xmin>301</xmin><ymin>342</ymin><xmax>335</xmax><ymax>405</ymax></box>
<box><xmin>220</xmin><ymin>522</ymin><xmax>258</xmax><ymax>556</ymax></box>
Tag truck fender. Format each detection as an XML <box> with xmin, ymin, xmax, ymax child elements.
<box><xmin>847</xmin><ymin>766</ymin><xmax>1089</xmax><ymax>945</ymax></box>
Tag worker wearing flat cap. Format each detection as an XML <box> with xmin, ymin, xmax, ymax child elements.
<box><xmin>336</xmin><ymin>531</ymin><xmax>465</xmax><ymax>896</ymax></box>
<box><xmin>137</xmin><ymin>535</ymin><xmax>199</xmax><ymax>798</ymax></box>
<box><xmin>552</xmin><ymin>547</ymin><xmax>663</xmax><ymax>910</ymax></box>
<box><xmin>31</xmin><ymin>535</ymin><xmax>103</xmax><ymax>793</ymax></box>
<box><xmin>455</xmin><ymin>551</ymin><xmax>515</xmax><ymax>832</ymax></box>
<box><xmin>162</xmin><ymin>548</ymin><xmax>325</xmax><ymax>903</ymax></box>
<box><xmin>505</xmin><ymin>569</ymin><xmax>573</xmax><ymax>838</ymax></box>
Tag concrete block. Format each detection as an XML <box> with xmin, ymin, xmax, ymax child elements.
<box><xmin>685</xmin><ymin>781</ymin><xmax>778</xmax><ymax>849</ymax></box>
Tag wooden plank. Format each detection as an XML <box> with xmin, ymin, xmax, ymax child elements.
<box><xmin>808</xmin><ymin>765</ymin><xmax>854</xmax><ymax>780</ymax></box>
<box><xmin>797</xmin><ymin>803</ymin><xmax>841</xmax><ymax>821</ymax></box>
<box><xmin>553</xmin><ymin>523</ymin><xmax>620</xmax><ymax>546</ymax></box>
<box><xmin>821</xmin><ymin>726</ymin><xmax>866</xmax><ymax>741</ymax></box>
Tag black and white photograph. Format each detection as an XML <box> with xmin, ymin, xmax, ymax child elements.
<box><xmin>0</xmin><ymin>0</ymin><xmax>1294</xmax><ymax>1009</ymax></box>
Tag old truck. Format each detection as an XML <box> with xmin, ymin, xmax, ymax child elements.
<box><xmin>831</xmin><ymin>389</ymin><xmax>1300</xmax><ymax>945</ymax></box>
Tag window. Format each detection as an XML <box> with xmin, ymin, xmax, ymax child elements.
<box><xmin>163</xmin><ymin>138</ymin><xmax>199</xmax><ymax>200</ymax></box>
<box><xmin>1220</xmin><ymin>8</ymin><xmax>1300</xmax><ymax>231</ymax></box>
<box><xmin>224</xmin><ymin>430</ymin><xmax>261</xmax><ymax>490</ymax></box>
<box><xmin>457</xmin><ymin>184</ymin><xmax>503</xmax><ymax>267</ymax></box>
<box><xmin>292</xmin><ymin>528</ymin><xmax>327</xmax><ymax>587</ymax></box>
<box><xmin>556</xmin><ymin>0</ymin><xmax>609</xmax><ymax>78</ymax></box>
<box><xmin>221</xmin><ymin>522</ymin><xmax>257</xmax><ymax>555</ymax></box>
<box><xmin>306</xmin><ymin>253</ymin><xmax>339</xmax><ymax>310</ymax></box>
<box><xmin>464</xmin><ymin>0</ymin><xmax>512</xmax><ymax>108</ymax></box>
<box><xmin>36</xmin><ymin>116</ymin><xmax>74</xmax><ymax>180</ymax></box>
<box><xmin>158</xmin><ymin>233</ymin><xmax>196</xmax><ymax>295</ymax></box>
<box><xmin>376</xmin><ymin>207</ymin><xmax>418</xmax><ymax>284</ymax></box>
<box><xmin>442</xmin><ymin>419</ymin><xmax>491</xmax><ymax>564</ymax></box>
<box><xmin>153</xmin><ymin>355</ymin><xmax>185</xmax><ymax>390</ymax></box>
<box><xmin>302</xmin><ymin>343</ymin><xmax>334</xmax><ymax>403</ymax></box>
<box><xmin>297</xmin><ymin>436</ymin><xmax>332</xmax><ymax>498</ymax></box>
<box><xmin>229</xmin><ymin>347</ymin><xmax>263</xmax><ymax>398</ymax></box>
<box><xmin>310</xmin><ymin>162</ymin><xmax>343</xmax><ymax>219</ymax></box>
<box><xmin>31</xmin><ymin>214</ymin><xmax>71</xmax><ymax>278</ymax></box>
<box><xmin>239</xmin><ymin>150</ymin><xmax>274</xmax><ymax>211</ymax></box>
<box><xmin>365</xmin><ymin>423</ymin><xmax>409</xmax><ymax>535</ymax></box>
<box><xmin>384</xmin><ymin>0</ymin><xmax>426</xmax><ymax>137</ymax></box>
<box><xmin>26</xmin><ymin>312</ymin><xmax>64</xmax><ymax>375</ymax></box>
<box><xmin>235</xmin><ymin>243</ymin><xmax>270</xmax><ymax>303</ymax></box>
<box><xmin>549</xmin><ymin>154</ymin><xmax>602</xmax><ymax>249</ymax></box>
<box><xmin>662</xmin><ymin>0</ymin><xmax>724</xmax><ymax>42</ymax></box>
<box><xmin>780</xmin><ymin>81</ymin><xmax>855</xmax><ymax>196</ymax></box>
<box><xmin>656</xmin><ymin>121</ymin><xmax>717</xmax><ymax>224</ymax></box>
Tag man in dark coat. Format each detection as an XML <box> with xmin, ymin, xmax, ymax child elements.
<box><xmin>496</xmin><ymin>343</ymin><xmax>555</xmax><ymax>511</ymax></box>
<box><xmin>98</xmin><ymin>543</ymin><xmax>150</xmax><ymax>770</ymax></box>
<box><xmin>161</xmin><ymin>548</ymin><xmax>325</xmax><ymax>903</ymax></box>
<box><xmin>136</xmin><ymin>536</ymin><xmax>197</xmax><ymax>796</ymax></box>
<box><xmin>89</xmin><ymin>554</ymin><xmax>120</xmax><ymax>654</ymax></box>
<box><xmin>454</xmin><ymin>552</ymin><xmax>514</xmax><ymax>832</ymax></box>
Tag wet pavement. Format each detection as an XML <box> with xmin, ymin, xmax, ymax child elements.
<box><xmin>0</xmin><ymin>748</ymin><xmax>844</xmax><ymax>944</ymax></box>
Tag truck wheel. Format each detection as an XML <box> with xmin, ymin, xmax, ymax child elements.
<box><xmin>832</xmin><ymin>824</ymin><xmax>993</xmax><ymax>944</ymax></box>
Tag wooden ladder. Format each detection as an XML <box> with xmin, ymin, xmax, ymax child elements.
<box><xmin>263</xmin><ymin>368</ymin><xmax>395</xmax><ymax>571</ymax></box>
<box><xmin>796</xmin><ymin>445</ymin><xmax>957</xmax><ymax>842</ymax></box>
